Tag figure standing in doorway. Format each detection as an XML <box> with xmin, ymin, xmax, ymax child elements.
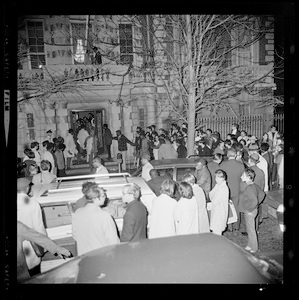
<box><xmin>103</xmin><ymin>124</ymin><xmax>113</xmax><ymax>160</ymax></box>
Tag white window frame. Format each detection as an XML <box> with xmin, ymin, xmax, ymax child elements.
<box><xmin>25</xmin><ymin>19</ymin><xmax>47</xmax><ymax>70</ymax></box>
<box><xmin>70</xmin><ymin>20</ymin><xmax>94</xmax><ymax>65</ymax></box>
<box><xmin>231</xmin><ymin>25</ymin><xmax>255</xmax><ymax>66</ymax></box>
<box><xmin>118</xmin><ymin>23</ymin><xmax>135</xmax><ymax>65</ymax></box>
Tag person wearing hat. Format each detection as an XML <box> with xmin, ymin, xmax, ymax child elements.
<box><xmin>194</xmin><ymin>158</ymin><xmax>212</xmax><ymax>202</ymax></box>
<box><xmin>141</xmin><ymin>153</ymin><xmax>154</xmax><ymax>182</ymax></box>
<box><xmin>248</xmin><ymin>143</ymin><xmax>268</xmax><ymax>192</ymax></box>
<box><xmin>220</xmin><ymin>148</ymin><xmax>245</xmax><ymax>231</ymax></box>
<box><xmin>43</xmin><ymin>129</ymin><xmax>53</xmax><ymax>143</ymax></box>
<box><xmin>112</xmin><ymin>129</ymin><xmax>135</xmax><ymax>171</ymax></box>
<box><xmin>246</xmin><ymin>153</ymin><xmax>265</xmax><ymax>191</ymax></box>
<box><xmin>17</xmin><ymin>177</ymin><xmax>48</xmax><ymax>278</ymax></box>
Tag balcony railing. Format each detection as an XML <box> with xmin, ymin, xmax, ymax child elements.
<box><xmin>17</xmin><ymin>64</ymin><xmax>275</xmax><ymax>88</ymax></box>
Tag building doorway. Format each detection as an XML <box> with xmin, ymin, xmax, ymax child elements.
<box><xmin>69</xmin><ymin>109</ymin><xmax>106</xmax><ymax>164</ymax></box>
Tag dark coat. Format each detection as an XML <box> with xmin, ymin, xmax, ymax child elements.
<box><xmin>207</xmin><ymin>161</ymin><xmax>221</xmax><ymax>189</ymax></box>
<box><xmin>147</xmin><ymin>175</ymin><xmax>181</xmax><ymax>201</ymax></box>
<box><xmin>220</xmin><ymin>158</ymin><xmax>245</xmax><ymax>200</ymax></box>
<box><xmin>177</xmin><ymin>144</ymin><xmax>187</xmax><ymax>158</ymax></box>
<box><xmin>113</xmin><ymin>134</ymin><xmax>134</xmax><ymax>152</ymax></box>
<box><xmin>194</xmin><ymin>166</ymin><xmax>212</xmax><ymax>200</ymax></box>
<box><xmin>103</xmin><ymin>128</ymin><xmax>113</xmax><ymax>145</ymax></box>
<box><xmin>120</xmin><ymin>200</ymin><xmax>147</xmax><ymax>242</ymax></box>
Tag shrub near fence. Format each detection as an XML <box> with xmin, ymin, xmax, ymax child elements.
<box><xmin>197</xmin><ymin>114</ymin><xmax>284</xmax><ymax>140</ymax></box>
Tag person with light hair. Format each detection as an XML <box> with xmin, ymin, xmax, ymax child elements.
<box><xmin>181</xmin><ymin>173</ymin><xmax>210</xmax><ymax>233</ymax></box>
<box><xmin>149</xmin><ymin>179</ymin><xmax>178</xmax><ymax>239</ymax></box>
<box><xmin>72</xmin><ymin>185</ymin><xmax>120</xmax><ymax>255</ymax></box>
<box><xmin>174</xmin><ymin>182</ymin><xmax>199</xmax><ymax>235</ymax></box>
<box><xmin>31</xmin><ymin>160</ymin><xmax>57</xmax><ymax>185</ymax></box>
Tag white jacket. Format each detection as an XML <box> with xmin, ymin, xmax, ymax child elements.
<box><xmin>149</xmin><ymin>194</ymin><xmax>177</xmax><ymax>239</ymax></box>
<box><xmin>174</xmin><ymin>196</ymin><xmax>199</xmax><ymax>235</ymax></box>
<box><xmin>17</xmin><ymin>193</ymin><xmax>47</xmax><ymax>269</ymax></box>
<box><xmin>209</xmin><ymin>180</ymin><xmax>229</xmax><ymax>233</ymax></box>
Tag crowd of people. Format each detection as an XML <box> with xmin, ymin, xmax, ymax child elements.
<box><xmin>16</xmin><ymin>120</ymin><xmax>284</xmax><ymax>281</ymax></box>
<box><xmin>133</xmin><ymin>123</ymin><xmax>284</xmax><ymax>190</ymax></box>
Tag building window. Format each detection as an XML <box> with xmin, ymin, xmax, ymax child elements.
<box><xmin>231</xmin><ymin>25</ymin><xmax>253</xmax><ymax>66</ymax></box>
<box><xmin>26</xmin><ymin>113</ymin><xmax>36</xmax><ymax>140</ymax></box>
<box><xmin>27</xmin><ymin>21</ymin><xmax>46</xmax><ymax>69</ymax></box>
<box><xmin>71</xmin><ymin>22</ymin><xmax>93</xmax><ymax>64</ymax></box>
<box><xmin>164</xmin><ymin>17</ymin><xmax>174</xmax><ymax>65</ymax></box>
<box><xmin>139</xmin><ymin>108</ymin><xmax>145</xmax><ymax>129</ymax></box>
<box><xmin>119</xmin><ymin>24</ymin><xmax>133</xmax><ymax>64</ymax></box>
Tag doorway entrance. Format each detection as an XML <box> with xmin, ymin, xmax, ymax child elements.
<box><xmin>69</xmin><ymin>109</ymin><xmax>106</xmax><ymax>164</ymax></box>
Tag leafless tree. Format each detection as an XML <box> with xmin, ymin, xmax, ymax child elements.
<box><xmin>18</xmin><ymin>15</ymin><xmax>284</xmax><ymax>155</ymax></box>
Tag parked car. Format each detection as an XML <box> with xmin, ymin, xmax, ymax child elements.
<box><xmin>24</xmin><ymin>233</ymin><xmax>283</xmax><ymax>284</ymax></box>
<box><xmin>265</xmin><ymin>189</ymin><xmax>284</xmax><ymax>231</ymax></box>
<box><xmin>30</xmin><ymin>172</ymin><xmax>156</xmax><ymax>272</ymax></box>
<box><xmin>149</xmin><ymin>157</ymin><xmax>213</xmax><ymax>182</ymax></box>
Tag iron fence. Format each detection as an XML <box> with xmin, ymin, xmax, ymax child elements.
<box><xmin>197</xmin><ymin>113</ymin><xmax>284</xmax><ymax>140</ymax></box>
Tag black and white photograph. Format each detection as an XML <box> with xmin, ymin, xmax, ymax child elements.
<box><xmin>2</xmin><ymin>1</ymin><xmax>296</xmax><ymax>296</ymax></box>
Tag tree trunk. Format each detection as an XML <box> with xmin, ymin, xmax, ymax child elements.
<box><xmin>186</xmin><ymin>15</ymin><xmax>196</xmax><ymax>157</ymax></box>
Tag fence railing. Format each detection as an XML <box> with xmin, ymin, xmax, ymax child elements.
<box><xmin>197</xmin><ymin>113</ymin><xmax>284</xmax><ymax>140</ymax></box>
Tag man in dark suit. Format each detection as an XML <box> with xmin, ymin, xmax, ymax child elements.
<box><xmin>220</xmin><ymin>148</ymin><xmax>245</xmax><ymax>231</ymax></box>
<box><xmin>245</xmin><ymin>153</ymin><xmax>266</xmax><ymax>232</ymax></box>
<box><xmin>231</xmin><ymin>123</ymin><xmax>241</xmax><ymax>139</ymax></box>
<box><xmin>120</xmin><ymin>183</ymin><xmax>148</xmax><ymax>242</ymax></box>
<box><xmin>194</xmin><ymin>158</ymin><xmax>212</xmax><ymax>202</ymax></box>
<box><xmin>260</xmin><ymin>142</ymin><xmax>274</xmax><ymax>190</ymax></box>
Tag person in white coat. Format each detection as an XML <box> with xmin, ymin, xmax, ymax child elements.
<box><xmin>64</xmin><ymin>129</ymin><xmax>78</xmax><ymax>170</ymax></box>
<box><xmin>148</xmin><ymin>179</ymin><xmax>178</xmax><ymax>239</ymax></box>
<box><xmin>209</xmin><ymin>169</ymin><xmax>229</xmax><ymax>235</ymax></box>
<box><xmin>267</xmin><ymin>125</ymin><xmax>279</xmax><ymax>150</ymax></box>
<box><xmin>181</xmin><ymin>173</ymin><xmax>210</xmax><ymax>233</ymax></box>
<box><xmin>17</xmin><ymin>178</ymin><xmax>47</xmax><ymax>277</ymax></box>
<box><xmin>174</xmin><ymin>182</ymin><xmax>199</xmax><ymax>235</ymax></box>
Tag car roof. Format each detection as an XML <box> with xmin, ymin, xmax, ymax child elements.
<box><xmin>26</xmin><ymin>233</ymin><xmax>271</xmax><ymax>284</ymax></box>
<box><xmin>150</xmin><ymin>158</ymin><xmax>199</xmax><ymax>168</ymax></box>
<box><xmin>32</xmin><ymin>173</ymin><xmax>155</xmax><ymax>206</ymax></box>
